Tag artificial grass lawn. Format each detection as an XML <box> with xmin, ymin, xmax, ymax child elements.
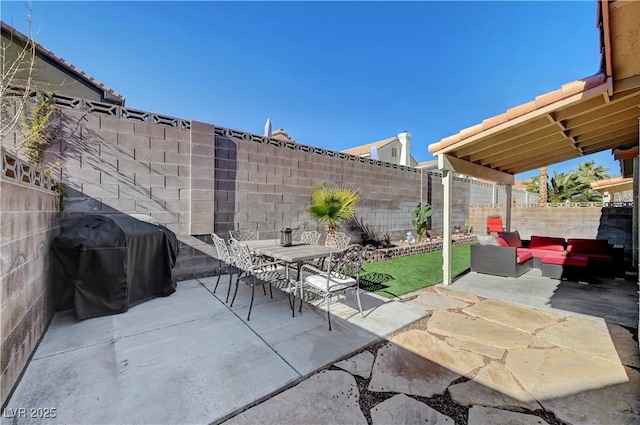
<box><xmin>361</xmin><ymin>244</ymin><xmax>471</xmax><ymax>299</ymax></box>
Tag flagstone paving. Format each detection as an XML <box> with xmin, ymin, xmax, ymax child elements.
<box><xmin>226</xmin><ymin>284</ymin><xmax>640</xmax><ymax>425</ymax></box>
<box><xmin>370</xmin><ymin>394</ymin><xmax>454</xmax><ymax>424</ymax></box>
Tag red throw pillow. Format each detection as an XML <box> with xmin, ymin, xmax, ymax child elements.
<box><xmin>497</xmin><ymin>231</ymin><xmax>522</xmax><ymax>248</ymax></box>
<box><xmin>494</xmin><ymin>237</ymin><xmax>509</xmax><ymax>247</ymax></box>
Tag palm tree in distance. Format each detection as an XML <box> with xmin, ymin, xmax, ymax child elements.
<box><xmin>547</xmin><ymin>170</ymin><xmax>602</xmax><ymax>202</ymax></box>
<box><xmin>576</xmin><ymin>160</ymin><xmax>610</xmax><ymax>183</ymax></box>
<box><xmin>576</xmin><ymin>160</ymin><xmax>609</xmax><ymax>201</ymax></box>
<box><xmin>527</xmin><ymin>161</ymin><xmax>608</xmax><ymax>203</ymax></box>
<box><xmin>539</xmin><ymin>166</ymin><xmax>548</xmax><ymax>204</ymax></box>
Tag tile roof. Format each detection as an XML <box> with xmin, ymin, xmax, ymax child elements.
<box><xmin>341</xmin><ymin>136</ymin><xmax>398</xmax><ymax>156</ymax></box>
<box><xmin>1</xmin><ymin>21</ymin><xmax>125</xmax><ymax>104</ymax></box>
<box><xmin>429</xmin><ymin>73</ymin><xmax>607</xmax><ymax>153</ymax></box>
<box><xmin>590</xmin><ymin>176</ymin><xmax>633</xmax><ymax>190</ymax></box>
<box><xmin>416</xmin><ymin>160</ymin><xmax>438</xmax><ymax>169</ymax></box>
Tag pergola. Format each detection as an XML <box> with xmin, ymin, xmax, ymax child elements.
<box><xmin>428</xmin><ymin>0</ymin><xmax>640</xmax><ymax>285</ymax></box>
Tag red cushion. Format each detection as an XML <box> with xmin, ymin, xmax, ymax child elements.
<box><xmin>529</xmin><ymin>236</ymin><xmax>565</xmax><ymax>251</ymax></box>
<box><xmin>498</xmin><ymin>231</ymin><xmax>522</xmax><ymax>248</ymax></box>
<box><xmin>542</xmin><ymin>254</ymin><xmax>589</xmax><ymax>267</ymax></box>
<box><xmin>487</xmin><ymin>217</ymin><xmax>504</xmax><ymax>232</ymax></box>
<box><xmin>567</xmin><ymin>238</ymin><xmax>610</xmax><ymax>254</ymax></box>
<box><xmin>581</xmin><ymin>253</ymin><xmax>614</xmax><ymax>264</ymax></box>
<box><xmin>516</xmin><ymin>251</ymin><xmax>533</xmax><ymax>264</ymax></box>
<box><xmin>494</xmin><ymin>237</ymin><xmax>509</xmax><ymax>247</ymax></box>
<box><xmin>517</xmin><ymin>248</ymin><xmax>560</xmax><ymax>258</ymax></box>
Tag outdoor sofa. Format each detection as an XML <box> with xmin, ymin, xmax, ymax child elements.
<box><xmin>472</xmin><ymin>232</ymin><xmax>617</xmax><ymax>280</ymax></box>
<box><xmin>470</xmin><ymin>243</ymin><xmax>533</xmax><ymax>278</ymax></box>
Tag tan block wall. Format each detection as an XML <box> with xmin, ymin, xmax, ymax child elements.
<box><xmin>51</xmin><ymin>108</ymin><xmax>194</xmax><ymax>236</ymax></box>
<box><xmin>0</xmin><ymin>150</ymin><xmax>60</xmax><ymax>406</ymax></box>
<box><xmin>213</xmin><ymin>131</ymin><xmax>425</xmax><ymax>241</ymax></box>
<box><xmin>0</xmin><ymin>96</ymin><xmax>544</xmax><ymax>281</ymax></box>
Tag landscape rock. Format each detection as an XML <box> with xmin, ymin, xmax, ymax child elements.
<box><xmin>536</xmin><ymin>315</ymin><xmax>620</xmax><ymax>362</ymax></box>
<box><xmin>539</xmin><ymin>366</ymin><xmax>640</xmax><ymax>425</ymax></box>
<box><xmin>606</xmin><ymin>323</ymin><xmax>640</xmax><ymax>368</ymax></box>
<box><xmin>391</xmin><ymin>329</ymin><xmax>485</xmax><ymax>377</ymax></box>
<box><xmin>428</xmin><ymin>310</ymin><xmax>554</xmax><ymax>350</ymax></box>
<box><xmin>432</xmin><ymin>286</ymin><xmax>482</xmax><ymax>304</ymax></box>
<box><xmin>506</xmin><ymin>346</ymin><xmax>629</xmax><ymax>400</ymax></box>
<box><xmin>448</xmin><ymin>362</ymin><xmax>541</xmax><ymax>411</ymax></box>
<box><xmin>463</xmin><ymin>298</ymin><xmax>561</xmax><ymax>333</ymax></box>
<box><xmin>368</xmin><ymin>342</ymin><xmax>461</xmax><ymax>397</ymax></box>
<box><xmin>467</xmin><ymin>406</ymin><xmax>550</xmax><ymax>425</ymax></box>
<box><xmin>370</xmin><ymin>393</ymin><xmax>454</xmax><ymax>425</ymax></box>
<box><xmin>334</xmin><ymin>351</ymin><xmax>375</xmax><ymax>379</ymax></box>
<box><xmin>223</xmin><ymin>370</ymin><xmax>366</xmax><ymax>425</ymax></box>
<box><xmin>445</xmin><ymin>337</ymin><xmax>506</xmax><ymax>360</ymax></box>
<box><xmin>404</xmin><ymin>291</ymin><xmax>470</xmax><ymax>311</ymax></box>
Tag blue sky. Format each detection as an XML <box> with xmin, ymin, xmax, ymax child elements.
<box><xmin>2</xmin><ymin>1</ymin><xmax>619</xmax><ymax>179</ymax></box>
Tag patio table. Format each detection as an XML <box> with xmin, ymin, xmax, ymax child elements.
<box><xmin>244</xmin><ymin>240</ymin><xmax>339</xmax><ymax>278</ymax></box>
<box><xmin>237</xmin><ymin>239</ymin><xmax>340</xmax><ymax>316</ymax></box>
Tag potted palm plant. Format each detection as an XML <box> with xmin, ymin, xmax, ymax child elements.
<box><xmin>306</xmin><ymin>183</ymin><xmax>360</xmax><ymax>234</ymax></box>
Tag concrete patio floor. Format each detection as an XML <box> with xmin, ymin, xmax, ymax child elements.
<box><xmin>224</xmin><ymin>270</ymin><xmax>640</xmax><ymax>425</ymax></box>
<box><xmin>3</xmin><ymin>275</ymin><xmax>427</xmax><ymax>424</ymax></box>
<box><xmin>4</xmin><ymin>269</ymin><xmax>639</xmax><ymax>424</ymax></box>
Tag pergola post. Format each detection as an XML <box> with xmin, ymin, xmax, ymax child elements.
<box><xmin>442</xmin><ymin>168</ymin><xmax>452</xmax><ymax>285</ymax></box>
<box><xmin>505</xmin><ymin>184</ymin><xmax>513</xmax><ymax>232</ymax></box>
<box><xmin>438</xmin><ymin>154</ymin><xmax>513</xmax><ymax>286</ymax></box>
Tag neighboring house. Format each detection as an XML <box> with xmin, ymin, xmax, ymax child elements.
<box><xmin>591</xmin><ymin>177</ymin><xmax>634</xmax><ymax>202</ymax></box>
<box><xmin>342</xmin><ymin>131</ymin><xmax>418</xmax><ymax>167</ymax></box>
<box><xmin>1</xmin><ymin>21</ymin><xmax>124</xmax><ymax>105</ymax></box>
<box><xmin>270</xmin><ymin>128</ymin><xmax>298</xmax><ymax>144</ymax></box>
<box><xmin>415</xmin><ymin>160</ymin><xmax>438</xmax><ymax>170</ymax></box>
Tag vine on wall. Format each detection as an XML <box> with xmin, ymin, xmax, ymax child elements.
<box><xmin>23</xmin><ymin>89</ymin><xmax>59</xmax><ymax>166</ymax></box>
<box><xmin>22</xmin><ymin>89</ymin><xmax>66</xmax><ymax>212</ymax></box>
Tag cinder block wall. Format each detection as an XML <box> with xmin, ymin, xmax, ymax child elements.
<box><xmin>213</xmin><ymin>130</ymin><xmax>424</xmax><ymax>242</ymax></box>
<box><xmin>0</xmin><ymin>150</ymin><xmax>60</xmax><ymax>406</ymax></box>
<box><xmin>469</xmin><ymin>205</ymin><xmax>632</xmax><ymax>250</ymax></box>
<box><xmin>0</xmin><ymin>96</ymin><xmax>546</xmax><ymax>281</ymax></box>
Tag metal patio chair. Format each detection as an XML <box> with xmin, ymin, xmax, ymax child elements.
<box><xmin>229</xmin><ymin>227</ymin><xmax>259</xmax><ymax>241</ymax></box>
<box><xmin>298</xmin><ymin>244</ymin><xmax>365</xmax><ymax>331</ymax></box>
<box><xmin>300</xmin><ymin>230</ymin><xmax>321</xmax><ymax>245</ymax></box>
<box><xmin>211</xmin><ymin>233</ymin><xmax>237</xmax><ymax>303</ymax></box>
<box><xmin>228</xmin><ymin>238</ymin><xmax>293</xmax><ymax>321</ymax></box>
<box><xmin>325</xmin><ymin>231</ymin><xmax>351</xmax><ymax>250</ymax></box>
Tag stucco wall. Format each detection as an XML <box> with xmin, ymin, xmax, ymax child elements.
<box><xmin>0</xmin><ymin>150</ymin><xmax>60</xmax><ymax>406</ymax></box>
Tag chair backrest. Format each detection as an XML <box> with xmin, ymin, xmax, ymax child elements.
<box><xmin>229</xmin><ymin>227</ymin><xmax>259</xmax><ymax>241</ymax></box>
<box><xmin>228</xmin><ymin>238</ymin><xmax>254</xmax><ymax>272</ymax></box>
<box><xmin>326</xmin><ymin>244</ymin><xmax>365</xmax><ymax>282</ymax></box>
<box><xmin>486</xmin><ymin>216</ymin><xmax>504</xmax><ymax>233</ymax></box>
<box><xmin>325</xmin><ymin>231</ymin><xmax>351</xmax><ymax>249</ymax></box>
<box><xmin>212</xmin><ymin>233</ymin><xmax>232</xmax><ymax>263</ymax></box>
<box><xmin>301</xmin><ymin>230</ymin><xmax>321</xmax><ymax>245</ymax></box>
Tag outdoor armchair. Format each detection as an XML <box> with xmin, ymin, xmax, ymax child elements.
<box><xmin>211</xmin><ymin>233</ymin><xmax>237</xmax><ymax>303</ymax></box>
<box><xmin>228</xmin><ymin>238</ymin><xmax>293</xmax><ymax>321</ymax></box>
<box><xmin>297</xmin><ymin>244</ymin><xmax>365</xmax><ymax>331</ymax></box>
<box><xmin>229</xmin><ymin>228</ymin><xmax>259</xmax><ymax>241</ymax></box>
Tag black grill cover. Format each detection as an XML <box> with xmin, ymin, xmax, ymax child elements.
<box><xmin>52</xmin><ymin>214</ymin><xmax>179</xmax><ymax>320</ymax></box>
